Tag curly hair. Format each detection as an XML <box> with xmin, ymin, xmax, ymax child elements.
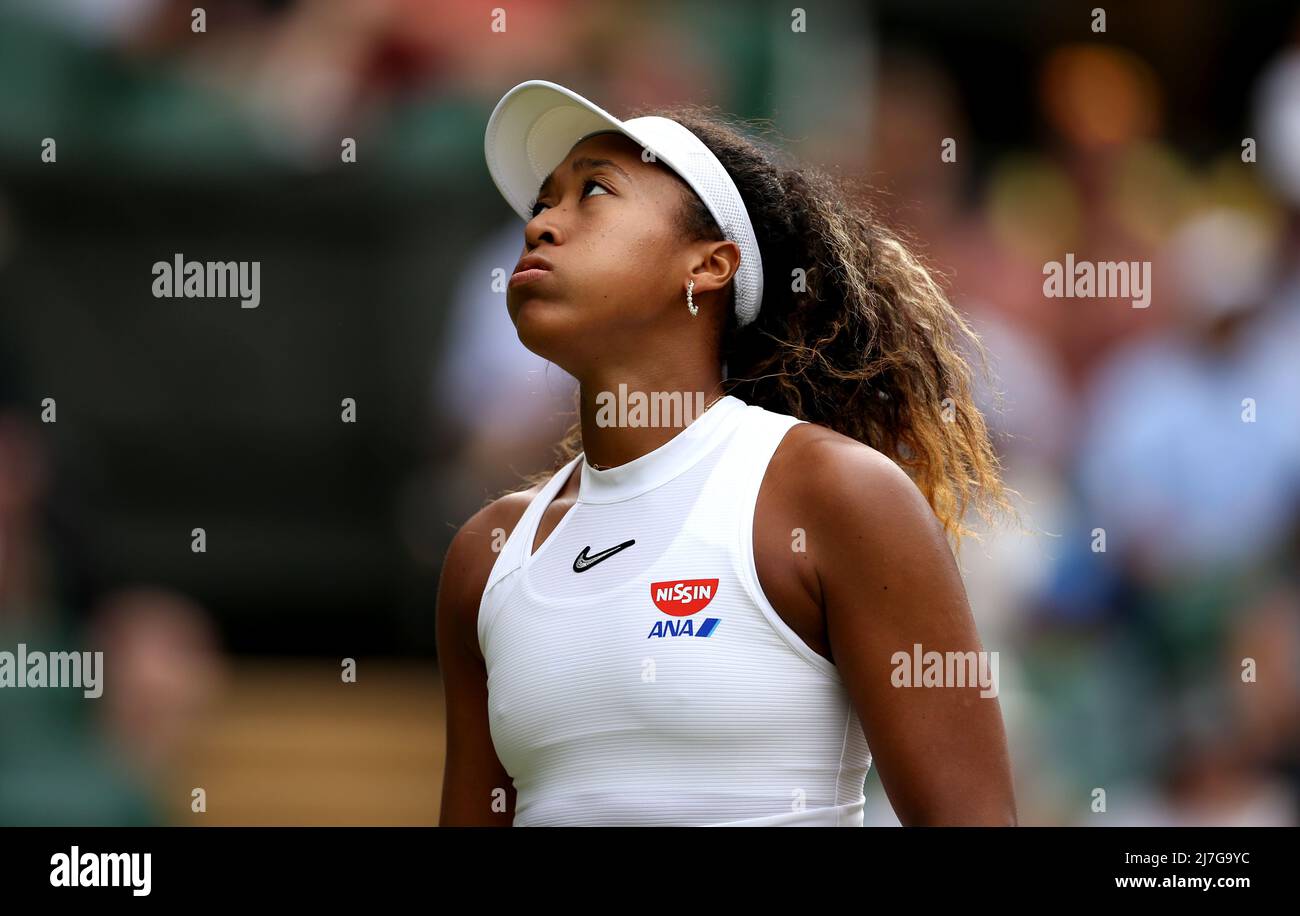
<box><xmin>519</xmin><ymin>102</ymin><xmax>1016</xmax><ymax>549</ymax></box>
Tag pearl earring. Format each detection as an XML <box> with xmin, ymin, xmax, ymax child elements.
<box><xmin>687</xmin><ymin>279</ymin><xmax>698</xmax><ymax>317</ymax></box>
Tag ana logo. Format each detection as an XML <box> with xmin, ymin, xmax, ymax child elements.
<box><xmin>648</xmin><ymin>578</ymin><xmax>720</xmax><ymax>639</ymax></box>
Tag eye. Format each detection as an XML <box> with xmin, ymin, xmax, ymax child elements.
<box><xmin>528</xmin><ymin>178</ymin><xmax>609</xmax><ymax>217</ymax></box>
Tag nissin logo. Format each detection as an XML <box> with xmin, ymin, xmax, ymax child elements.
<box><xmin>648</xmin><ymin>578</ymin><xmax>720</xmax><ymax>639</ymax></box>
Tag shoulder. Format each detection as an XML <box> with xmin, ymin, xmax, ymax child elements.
<box><xmin>449</xmin><ymin>483</ymin><xmax>539</xmax><ymax>558</ymax></box>
<box><xmin>770</xmin><ymin>420</ymin><xmax>929</xmax><ymax>512</ymax></box>
<box><xmin>762</xmin><ymin>421</ymin><xmax>966</xmax><ymax>637</ymax></box>
<box><xmin>442</xmin><ymin>479</ymin><xmax>546</xmax><ymax>592</ymax></box>
<box><xmin>436</xmin><ymin>479</ymin><xmax>545</xmax><ymax>661</ymax></box>
<box><xmin>767</xmin><ymin>420</ymin><xmax>948</xmax><ymax>563</ymax></box>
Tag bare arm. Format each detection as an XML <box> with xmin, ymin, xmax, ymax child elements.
<box><xmin>804</xmin><ymin>436</ymin><xmax>1017</xmax><ymax>826</ymax></box>
<box><xmin>436</xmin><ymin>494</ymin><xmax>531</xmax><ymax>826</ymax></box>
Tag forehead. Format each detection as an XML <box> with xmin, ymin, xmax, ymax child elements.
<box><xmin>535</xmin><ymin>131</ymin><xmax>670</xmax><ymax>198</ymax></box>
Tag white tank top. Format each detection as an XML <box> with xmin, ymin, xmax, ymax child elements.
<box><xmin>477</xmin><ymin>394</ymin><xmax>873</xmax><ymax>826</ymax></box>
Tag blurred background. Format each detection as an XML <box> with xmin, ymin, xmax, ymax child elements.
<box><xmin>0</xmin><ymin>0</ymin><xmax>1297</xmax><ymax>826</ymax></box>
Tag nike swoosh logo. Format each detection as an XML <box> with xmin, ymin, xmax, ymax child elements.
<box><xmin>573</xmin><ymin>539</ymin><xmax>636</xmax><ymax>573</ymax></box>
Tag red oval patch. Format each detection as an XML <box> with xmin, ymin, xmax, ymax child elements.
<box><xmin>650</xmin><ymin>578</ymin><xmax>719</xmax><ymax>616</ymax></box>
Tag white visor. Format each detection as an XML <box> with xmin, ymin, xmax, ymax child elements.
<box><xmin>483</xmin><ymin>79</ymin><xmax>765</xmax><ymax>327</ymax></box>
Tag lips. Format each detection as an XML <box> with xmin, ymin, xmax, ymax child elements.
<box><xmin>513</xmin><ymin>253</ymin><xmax>553</xmax><ymax>274</ymax></box>
<box><xmin>510</xmin><ymin>253</ymin><xmax>553</xmax><ymax>289</ymax></box>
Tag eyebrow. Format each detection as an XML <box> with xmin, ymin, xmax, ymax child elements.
<box><xmin>535</xmin><ymin>158</ymin><xmax>633</xmax><ymax>203</ymax></box>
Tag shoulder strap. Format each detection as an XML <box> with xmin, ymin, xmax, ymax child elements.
<box><xmin>483</xmin><ymin>455</ymin><xmax>582</xmax><ymax>596</ymax></box>
<box><xmin>718</xmin><ymin>405</ymin><xmax>807</xmax><ymax>502</ymax></box>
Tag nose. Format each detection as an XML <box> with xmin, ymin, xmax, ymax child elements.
<box><xmin>524</xmin><ymin>202</ymin><xmax>566</xmax><ymax>249</ymax></box>
<box><xmin>527</xmin><ymin>224</ymin><xmax>557</xmax><ymax>249</ymax></box>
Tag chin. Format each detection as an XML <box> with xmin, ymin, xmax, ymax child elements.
<box><xmin>510</xmin><ymin>297</ymin><xmax>581</xmax><ymax>365</ymax></box>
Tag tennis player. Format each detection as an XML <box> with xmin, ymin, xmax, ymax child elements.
<box><xmin>438</xmin><ymin>80</ymin><xmax>1017</xmax><ymax>826</ymax></box>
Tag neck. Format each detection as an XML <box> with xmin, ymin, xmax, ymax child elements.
<box><xmin>576</xmin><ymin>367</ymin><xmax>727</xmax><ymax>470</ymax></box>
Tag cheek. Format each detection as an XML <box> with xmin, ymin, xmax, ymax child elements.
<box><xmin>581</xmin><ymin>220</ymin><xmax>675</xmax><ymax>286</ymax></box>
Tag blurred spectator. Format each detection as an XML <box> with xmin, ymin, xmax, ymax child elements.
<box><xmin>0</xmin><ymin>403</ymin><xmax>223</xmax><ymax>825</ymax></box>
<box><xmin>1075</xmin><ymin>208</ymin><xmax>1295</xmax><ymax>578</ymax></box>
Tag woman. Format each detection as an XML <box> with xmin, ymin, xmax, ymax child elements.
<box><xmin>438</xmin><ymin>80</ymin><xmax>1017</xmax><ymax>826</ymax></box>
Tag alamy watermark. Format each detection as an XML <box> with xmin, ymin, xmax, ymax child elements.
<box><xmin>595</xmin><ymin>385</ymin><xmax>709</xmax><ymax>428</ymax></box>
<box><xmin>1043</xmin><ymin>253</ymin><xmax>1150</xmax><ymax>308</ymax></box>
<box><xmin>891</xmin><ymin>642</ymin><xmax>999</xmax><ymax>698</ymax></box>
<box><xmin>50</xmin><ymin>847</ymin><xmax>150</xmax><ymax>896</ymax></box>
<box><xmin>152</xmin><ymin>253</ymin><xmax>261</xmax><ymax>308</ymax></box>
<box><xmin>0</xmin><ymin>643</ymin><xmax>103</xmax><ymax>698</ymax></box>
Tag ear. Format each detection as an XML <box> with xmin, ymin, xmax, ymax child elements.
<box><xmin>689</xmin><ymin>240</ymin><xmax>741</xmax><ymax>295</ymax></box>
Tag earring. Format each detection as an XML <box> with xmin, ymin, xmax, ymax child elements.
<box><xmin>687</xmin><ymin>279</ymin><xmax>698</xmax><ymax>317</ymax></box>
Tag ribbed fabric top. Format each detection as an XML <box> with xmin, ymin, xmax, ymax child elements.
<box><xmin>478</xmin><ymin>394</ymin><xmax>873</xmax><ymax>825</ymax></box>
<box><xmin>577</xmin><ymin>395</ymin><xmax>749</xmax><ymax>503</ymax></box>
